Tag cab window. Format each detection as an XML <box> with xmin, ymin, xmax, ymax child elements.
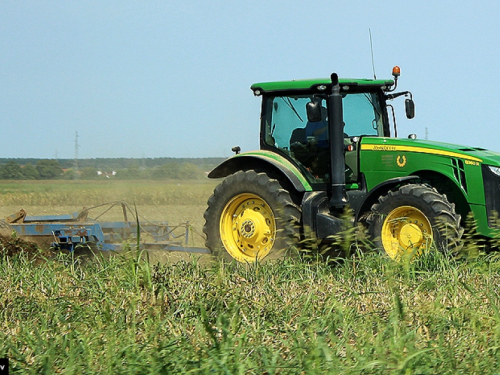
<box><xmin>262</xmin><ymin>91</ymin><xmax>384</xmax><ymax>183</ymax></box>
<box><xmin>343</xmin><ymin>92</ymin><xmax>384</xmax><ymax>137</ymax></box>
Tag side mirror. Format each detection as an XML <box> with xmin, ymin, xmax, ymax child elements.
<box><xmin>405</xmin><ymin>98</ymin><xmax>415</xmax><ymax>119</ymax></box>
<box><xmin>306</xmin><ymin>101</ymin><xmax>322</xmax><ymax>122</ymax></box>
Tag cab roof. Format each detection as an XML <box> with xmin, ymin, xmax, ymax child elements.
<box><xmin>250</xmin><ymin>77</ymin><xmax>394</xmax><ymax>95</ymax></box>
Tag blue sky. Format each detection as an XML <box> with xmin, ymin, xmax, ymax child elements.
<box><xmin>1</xmin><ymin>1</ymin><xmax>499</xmax><ymax>159</ymax></box>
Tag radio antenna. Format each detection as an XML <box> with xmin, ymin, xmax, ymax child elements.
<box><xmin>369</xmin><ymin>28</ymin><xmax>377</xmax><ymax>79</ymax></box>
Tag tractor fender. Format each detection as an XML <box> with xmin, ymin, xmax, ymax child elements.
<box><xmin>208</xmin><ymin>154</ymin><xmax>310</xmax><ymax>193</ymax></box>
<box><xmin>356</xmin><ymin>175</ymin><xmax>421</xmax><ymax>221</ymax></box>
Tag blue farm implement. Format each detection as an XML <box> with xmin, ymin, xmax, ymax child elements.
<box><xmin>1</xmin><ymin>201</ymin><xmax>210</xmax><ymax>254</ymax></box>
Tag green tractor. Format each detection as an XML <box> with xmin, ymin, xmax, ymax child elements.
<box><xmin>203</xmin><ymin>67</ymin><xmax>500</xmax><ymax>262</ymax></box>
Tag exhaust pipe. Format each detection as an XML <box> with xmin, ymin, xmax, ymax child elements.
<box><xmin>328</xmin><ymin>73</ymin><xmax>348</xmax><ymax>212</ymax></box>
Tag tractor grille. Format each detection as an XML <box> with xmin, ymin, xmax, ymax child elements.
<box><xmin>451</xmin><ymin>158</ymin><xmax>468</xmax><ymax>193</ymax></box>
<box><xmin>481</xmin><ymin>165</ymin><xmax>500</xmax><ymax>227</ymax></box>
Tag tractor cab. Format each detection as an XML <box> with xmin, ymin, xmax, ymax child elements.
<box><xmin>250</xmin><ymin>77</ymin><xmax>400</xmax><ymax>188</ymax></box>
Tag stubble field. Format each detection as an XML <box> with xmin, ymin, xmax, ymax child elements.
<box><xmin>1</xmin><ymin>179</ymin><xmax>500</xmax><ymax>374</ymax></box>
<box><xmin>0</xmin><ymin>179</ymin><xmax>219</xmax><ymax>247</ymax></box>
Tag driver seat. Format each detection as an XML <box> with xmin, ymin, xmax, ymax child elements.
<box><xmin>290</xmin><ymin>127</ymin><xmax>306</xmax><ymax>145</ymax></box>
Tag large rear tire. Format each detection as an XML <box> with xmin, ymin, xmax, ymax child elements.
<box><xmin>368</xmin><ymin>184</ymin><xmax>463</xmax><ymax>259</ymax></box>
<box><xmin>203</xmin><ymin>170</ymin><xmax>301</xmax><ymax>263</ymax></box>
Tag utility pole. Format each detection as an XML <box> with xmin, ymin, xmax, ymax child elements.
<box><xmin>74</xmin><ymin>131</ymin><xmax>79</xmax><ymax>180</ymax></box>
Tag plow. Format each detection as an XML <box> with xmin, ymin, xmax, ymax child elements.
<box><xmin>0</xmin><ymin>201</ymin><xmax>210</xmax><ymax>254</ymax></box>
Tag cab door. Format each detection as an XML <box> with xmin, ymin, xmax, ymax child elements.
<box><xmin>342</xmin><ymin>92</ymin><xmax>385</xmax><ymax>183</ymax></box>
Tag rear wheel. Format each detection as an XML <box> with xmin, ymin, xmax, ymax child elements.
<box><xmin>203</xmin><ymin>170</ymin><xmax>301</xmax><ymax>263</ymax></box>
<box><xmin>368</xmin><ymin>184</ymin><xmax>463</xmax><ymax>259</ymax></box>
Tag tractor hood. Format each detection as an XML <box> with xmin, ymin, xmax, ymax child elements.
<box><xmin>360</xmin><ymin>137</ymin><xmax>500</xmax><ymax>166</ymax></box>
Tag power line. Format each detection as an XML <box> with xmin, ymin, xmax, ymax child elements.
<box><xmin>74</xmin><ymin>131</ymin><xmax>80</xmax><ymax>180</ymax></box>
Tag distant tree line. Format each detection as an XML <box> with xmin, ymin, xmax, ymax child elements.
<box><xmin>0</xmin><ymin>157</ymin><xmax>225</xmax><ymax>171</ymax></box>
<box><xmin>0</xmin><ymin>160</ymin><xmax>62</xmax><ymax>180</ymax></box>
<box><xmin>0</xmin><ymin>158</ymin><xmax>226</xmax><ymax>180</ymax></box>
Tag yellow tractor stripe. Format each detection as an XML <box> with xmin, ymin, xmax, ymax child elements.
<box><xmin>361</xmin><ymin>144</ymin><xmax>483</xmax><ymax>163</ymax></box>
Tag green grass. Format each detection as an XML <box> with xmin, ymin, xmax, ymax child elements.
<box><xmin>1</xmin><ymin>179</ymin><xmax>500</xmax><ymax>373</ymax></box>
<box><xmin>2</xmin><ymin>245</ymin><xmax>500</xmax><ymax>374</ymax></box>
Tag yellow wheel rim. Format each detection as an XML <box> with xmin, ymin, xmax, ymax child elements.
<box><xmin>220</xmin><ymin>193</ymin><xmax>276</xmax><ymax>262</ymax></box>
<box><xmin>381</xmin><ymin>206</ymin><xmax>433</xmax><ymax>260</ymax></box>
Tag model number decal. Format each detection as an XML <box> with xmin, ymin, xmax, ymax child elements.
<box><xmin>464</xmin><ymin>160</ymin><xmax>480</xmax><ymax>167</ymax></box>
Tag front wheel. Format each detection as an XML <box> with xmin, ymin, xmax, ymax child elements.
<box><xmin>368</xmin><ymin>184</ymin><xmax>463</xmax><ymax>259</ymax></box>
<box><xmin>203</xmin><ymin>170</ymin><xmax>301</xmax><ymax>263</ymax></box>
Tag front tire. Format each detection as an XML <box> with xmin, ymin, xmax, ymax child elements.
<box><xmin>203</xmin><ymin>170</ymin><xmax>301</xmax><ymax>263</ymax></box>
<box><xmin>368</xmin><ymin>184</ymin><xmax>463</xmax><ymax>259</ymax></box>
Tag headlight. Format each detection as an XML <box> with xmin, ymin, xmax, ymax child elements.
<box><xmin>488</xmin><ymin>165</ymin><xmax>500</xmax><ymax>177</ymax></box>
